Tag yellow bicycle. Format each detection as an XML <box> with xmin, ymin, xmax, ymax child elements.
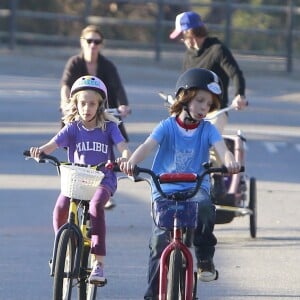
<box><xmin>24</xmin><ymin>150</ymin><xmax>111</xmax><ymax>300</ymax></box>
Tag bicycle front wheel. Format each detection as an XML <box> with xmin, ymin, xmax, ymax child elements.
<box><xmin>167</xmin><ymin>248</ymin><xmax>185</xmax><ymax>300</ymax></box>
<box><xmin>78</xmin><ymin>245</ymin><xmax>97</xmax><ymax>300</ymax></box>
<box><xmin>249</xmin><ymin>177</ymin><xmax>257</xmax><ymax>238</ymax></box>
<box><xmin>53</xmin><ymin>229</ymin><xmax>77</xmax><ymax>300</ymax></box>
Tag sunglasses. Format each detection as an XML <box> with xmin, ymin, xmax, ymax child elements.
<box><xmin>83</xmin><ymin>38</ymin><xmax>102</xmax><ymax>45</ymax></box>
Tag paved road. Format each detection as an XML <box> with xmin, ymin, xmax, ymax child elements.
<box><xmin>0</xmin><ymin>46</ymin><xmax>300</xmax><ymax>299</ymax></box>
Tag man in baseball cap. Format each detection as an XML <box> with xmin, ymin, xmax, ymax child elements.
<box><xmin>169</xmin><ymin>11</ymin><xmax>204</xmax><ymax>39</ymax></box>
<box><xmin>169</xmin><ymin>11</ymin><xmax>247</xmax><ymax>131</ymax></box>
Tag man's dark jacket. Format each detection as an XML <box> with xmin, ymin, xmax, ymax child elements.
<box><xmin>183</xmin><ymin>37</ymin><xmax>246</xmax><ymax>108</ymax></box>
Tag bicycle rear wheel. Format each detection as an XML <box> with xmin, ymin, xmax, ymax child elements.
<box><xmin>78</xmin><ymin>245</ymin><xmax>97</xmax><ymax>300</ymax></box>
<box><xmin>167</xmin><ymin>248</ymin><xmax>185</xmax><ymax>300</ymax></box>
<box><xmin>53</xmin><ymin>229</ymin><xmax>76</xmax><ymax>300</ymax></box>
<box><xmin>249</xmin><ymin>177</ymin><xmax>257</xmax><ymax>238</ymax></box>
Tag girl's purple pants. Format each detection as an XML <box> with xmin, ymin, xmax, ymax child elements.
<box><xmin>53</xmin><ymin>185</ymin><xmax>110</xmax><ymax>256</ymax></box>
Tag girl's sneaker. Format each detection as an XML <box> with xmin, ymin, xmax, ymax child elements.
<box><xmin>89</xmin><ymin>262</ymin><xmax>106</xmax><ymax>284</ymax></box>
<box><xmin>104</xmin><ymin>197</ymin><xmax>116</xmax><ymax>209</ymax></box>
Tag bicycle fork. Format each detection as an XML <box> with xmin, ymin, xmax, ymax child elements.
<box><xmin>159</xmin><ymin>227</ymin><xmax>194</xmax><ymax>300</ymax></box>
<box><xmin>50</xmin><ymin>199</ymin><xmax>83</xmax><ymax>278</ymax></box>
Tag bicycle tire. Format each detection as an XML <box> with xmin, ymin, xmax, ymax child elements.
<box><xmin>167</xmin><ymin>248</ymin><xmax>185</xmax><ymax>300</ymax></box>
<box><xmin>249</xmin><ymin>177</ymin><xmax>257</xmax><ymax>238</ymax></box>
<box><xmin>53</xmin><ymin>229</ymin><xmax>76</xmax><ymax>300</ymax></box>
<box><xmin>192</xmin><ymin>271</ymin><xmax>198</xmax><ymax>300</ymax></box>
<box><xmin>78</xmin><ymin>245</ymin><xmax>97</xmax><ymax>300</ymax></box>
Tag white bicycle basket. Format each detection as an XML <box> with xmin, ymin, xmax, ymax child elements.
<box><xmin>60</xmin><ymin>164</ymin><xmax>104</xmax><ymax>201</ymax></box>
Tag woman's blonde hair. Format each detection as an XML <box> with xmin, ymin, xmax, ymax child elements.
<box><xmin>62</xmin><ymin>90</ymin><xmax>120</xmax><ymax>130</ymax></box>
<box><xmin>81</xmin><ymin>25</ymin><xmax>104</xmax><ymax>40</ymax></box>
<box><xmin>169</xmin><ymin>88</ymin><xmax>220</xmax><ymax>116</ymax></box>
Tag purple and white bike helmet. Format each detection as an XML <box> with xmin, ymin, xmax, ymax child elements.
<box><xmin>70</xmin><ymin>75</ymin><xmax>107</xmax><ymax>99</ymax></box>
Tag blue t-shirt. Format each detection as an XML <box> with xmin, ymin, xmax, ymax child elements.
<box><xmin>150</xmin><ymin>117</ymin><xmax>222</xmax><ymax>199</ymax></box>
<box><xmin>54</xmin><ymin>121</ymin><xmax>124</xmax><ymax>194</ymax></box>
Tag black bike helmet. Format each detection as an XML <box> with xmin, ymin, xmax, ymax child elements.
<box><xmin>70</xmin><ymin>75</ymin><xmax>107</xmax><ymax>99</ymax></box>
<box><xmin>175</xmin><ymin>68</ymin><xmax>222</xmax><ymax>98</ymax></box>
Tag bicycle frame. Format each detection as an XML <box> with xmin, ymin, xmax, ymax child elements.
<box><xmin>159</xmin><ymin>217</ymin><xmax>194</xmax><ymax>300</ymax></box>
<box><xmin>50</xmin><ymin>199</ymin><xmax>86</xmax><ymax>278</ymax></box>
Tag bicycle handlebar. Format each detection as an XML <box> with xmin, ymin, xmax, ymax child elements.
<box><xmin>23</xmin><ymin>150</ymin><xmax>61</xmax><ymax>165</ymax></box>
<box><xmin>105</xmin><ymin>108</ymin><xmax>121</xmax><ymax>118</ymax></box>
<box><xmin>23</xmin><ymin>150</ymin><xmax>121</xmax><ymax>172</ymax></box>
<box><xmin>131</xmin><ymin>164</ymin><xmax>244</xmax><ymax>200</ymax></box>
<box><xmin>24</xmin><ymin>150</ymin><xmax>244</xmax><ymax>199</ymax></box>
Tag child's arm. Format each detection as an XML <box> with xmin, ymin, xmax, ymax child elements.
<box><xmin>120</xmin><ymin>137</ymin><xmax>158</xmax><ymax>175</ymax></box>
<box><xmin>213</xmin><ymin>139</ymin><xmax>240</xmax><ymax>173</ymax></box>
<box><xmin>30</xmin><ymin>139</ymin><xmax>58</xmax><ymax>158</ymax></box>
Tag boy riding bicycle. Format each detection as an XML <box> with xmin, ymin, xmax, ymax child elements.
<box><xmin>120</xmin><ymin>68</ymin><xmax>240</xmax><ymax>299</ymax></box>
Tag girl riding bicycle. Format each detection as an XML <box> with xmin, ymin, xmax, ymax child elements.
<box><xmin>120</xmin><ymin>68</ymin><xmax>240</xmax><ymax>299</ymax></box>
<box><xmin>29</xmin><ymin>75</ymin><xmax>131</xmax><ymax>285</ymax></box>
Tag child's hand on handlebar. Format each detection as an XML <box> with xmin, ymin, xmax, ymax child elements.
<box><xmin>119</xmin><ymin>160</ymin><xmax>135</xmax><ymax>176</ymax></box>
<box><xmin>118</xmin><ymin>105</ymin><xmax>131</xmax><ymax>118</ymax></box>
<box><xmin>232</xmin><ymin>95</ymin><xmax>247</xmax><ymax>110</ymax></box>
<box><xmin>115</xmin><ymin>156</ymin><xmax>128</xmax><ymax>165</ymax></box>
<box><xmin>224</xmin><ymin>161</ymin><xmax>241</xmax><ymax>174</ymax></box>
<box><xmin>30</xmin><ymin>147</ymin><xmax>42</xmax><ymax>158</ymax></box>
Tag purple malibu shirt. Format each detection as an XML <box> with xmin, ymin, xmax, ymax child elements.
<box><xmin>54</xmin><ymin>121</ymin><xmax>124</xmax><ymax>194</ymax></box>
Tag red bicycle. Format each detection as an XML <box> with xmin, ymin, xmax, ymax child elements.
<box><xmin>132</xmin><ymin>164</ymin><xmax>244</xmax><ymax>300</ymax></box>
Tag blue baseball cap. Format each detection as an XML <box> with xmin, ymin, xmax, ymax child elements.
<box><xmin>169</xmin><ymin>11</ymin><xmax>204</xmax><ymax>39</ymax></box>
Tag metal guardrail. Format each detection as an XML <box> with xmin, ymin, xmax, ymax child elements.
<box><xmin>1</xmin><ymin>1</ymin><xmax>299</xmax><ymax>72</ymax></box>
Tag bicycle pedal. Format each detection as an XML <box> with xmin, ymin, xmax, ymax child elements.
<box><xmin>89</xmin><ymin>278</ymin><xmax>107</xmax><ymax>287</ymax></box>
<box><xmin>96</xmin><ymin>281</ymin><xmax>107</xmax><ymax>287</ymax></box>
<box><xmin>48</xmin><ymin>258</ymin><xmax>54</xmax><ymax>276</ymax></box>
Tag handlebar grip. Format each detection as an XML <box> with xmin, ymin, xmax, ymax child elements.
<box><xmin>223</xmin><ymin>165</ymin><xmax>245</xmax><ymax>173</ymax></box>
<box><xmin>223</xmin><ymin>166</ymin><xmax>245</xmax><ymax>173</ymax></box>
<box><xmin>132</xmin><ymin>165</ymin><xmax>140</xmax><ymax>177</ymax></box>
<box><xmin>112</xmin><ymin>165</ymin><xmax>121</xmax><ymax>172</ymax></box>
<box><xmin>23</xmin><ymin>150</ymin><xmax>60</xmax><ymax>165</ymax></box>
<box><xmin>23</xmin><ymin>150</ymin><xmax>47</xmax><ymax>160</ymax></box>
<box><xmin>23</xmin><ymin>150</ymin><xmax>31</xmax><ymax>157</ymax></box>
<box><xmin>209</xmin><ymin>165</ymin><xmax>244</xmax><ymax>174</ymax></box>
